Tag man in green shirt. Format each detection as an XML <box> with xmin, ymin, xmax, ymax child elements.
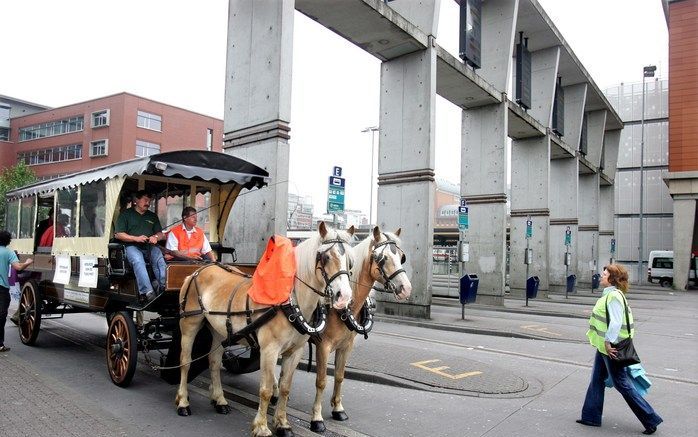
<box><xmin>114</xmin><ymin>190</ymin><xmax>166</xmax><ymax>302</ymax></box>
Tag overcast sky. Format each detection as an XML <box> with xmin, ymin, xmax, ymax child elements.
<box><xmin>1</xmin><ymin>0</ymin><xmax>668</xmax><ymax>220</ymax></box>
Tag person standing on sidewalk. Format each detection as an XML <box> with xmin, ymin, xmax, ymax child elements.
<box><xmin>577</xmin><ymin>264</ymin><xmax>663</xmax><ymax>435</ymax></box>
<box><xmin>0</xmin><ymin>230</ymin><xmax>33</xmax><ymax>352</ymax></box>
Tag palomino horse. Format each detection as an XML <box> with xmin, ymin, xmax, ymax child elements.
<box><xmin>309</xmin><ymin>226</ymin><xmax>412</xmax><ymax>432</ymax></box>
<box><xmin>175</xmin><ymin>222</ymin><xmax>355</xmax><ymax>437</ymax></box>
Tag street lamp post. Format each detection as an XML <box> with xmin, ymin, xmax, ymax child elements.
<box><xmin>361</xmin><ymin>126</ymin><xmax>379</xmax><ymax>225</ymax></box>
<box><xmin>638</xmin><ymin>65</ymin><xmax>656</xmax><ymax>284</ymax></box>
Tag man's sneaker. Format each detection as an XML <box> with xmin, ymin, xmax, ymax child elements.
<box><xmin>145</xmin><ymin>290</ymin><xmax>157</xmax><ymax>303</ymax></box>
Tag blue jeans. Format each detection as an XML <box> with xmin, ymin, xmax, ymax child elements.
<box><xmin>125</xmin><ymin>245</ymin><xmax>166</xmax><ymax>295</ymax></box>
<box><xmin>581</xmin><ymin>350</ymin><xmax>663</xmax><ymax>429</ymax></box>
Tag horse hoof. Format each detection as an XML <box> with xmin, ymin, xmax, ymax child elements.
<box><xmin>310</xmin><ymin>420</ymin><xmax>326</xmax><ymax>433</ymax></box>
<box><xmin>270</xmin><ymin>395</ymin><xmax>279</xmax><ymax>406</ymax></box>
<box><xmin>275</xmin><ymin>427</ymin><xmax>294</xmax><ymax>437</ymax></box>
<box><xmin>214</xmin><ymin>404</ymin><xmax>231</xmax><ymax>415</ymax></box>
<box><xmin>177</xmin><ymin>406</ymin><xmax>191</xmax><ymax>416</ymax></box>
<box><xmin>331</xmin><ymin>411</ymin><xmax>348</xmax><ymax>421</ymax></box>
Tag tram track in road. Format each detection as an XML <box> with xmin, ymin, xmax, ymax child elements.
<box><xmin>372</xmin><ymin>330</ymin><xmax>698</xmax><ymax>386</ymax></box>
<box><xmin>35</xmin><ymin>315</ymin><xmax>369</xmax><ymax>437</ymax></box>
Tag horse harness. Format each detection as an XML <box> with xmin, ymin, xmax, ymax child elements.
<box><xmin>370</xmin><ymin>234</ymin><xmax>407</xmax><ymax>298</ymax></box>
<box><xmin>179</xmin><ymin>237</ymin><xmax>353</xmax><ymax>348</ymax></box>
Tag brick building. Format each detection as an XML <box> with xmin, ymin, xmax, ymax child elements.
<box><xmin>2</xmin><ymin>92</ymin><xmax>223</xmax><ymax>179</ymax></box>
<box><xmin>663</xmin><ymin>0</ymin><xmax>698</xmax><ymax>289</ymax></box>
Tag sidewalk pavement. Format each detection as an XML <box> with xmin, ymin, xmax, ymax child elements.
<box><xmin>0</xmin><ymin>350</ymin><xmax>134</xmax><ymax>437</ymax></box>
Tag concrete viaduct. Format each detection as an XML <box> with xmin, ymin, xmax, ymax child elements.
<box><xmin>222</xmin><ymin>0</ymin><xmax>623</xmax><ymax>319</ymax></box>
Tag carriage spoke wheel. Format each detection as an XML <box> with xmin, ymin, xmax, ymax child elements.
<box><xmin>106</xmin><ymin>311</ymin><xmax>138</xmax><ymax>387</ymax></box>
<box><xmin>19</xmin><ymin>281</ymin><xmax>42</xmax><ymax>345</ymax></box>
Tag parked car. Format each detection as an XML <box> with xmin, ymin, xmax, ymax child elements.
<box><xmin>647</xmin><ymin>250</ymin><xmax>697</xmax><ymax>287</ymax></box>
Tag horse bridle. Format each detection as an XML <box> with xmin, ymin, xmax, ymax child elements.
<box><xmin>314</xmin><ymin>237</ymin><xmax>353</xmax><ymax>303</ymax></box>
<box><xmin>370</xmin><ymin>234</ymin><xmax>407</xmax><ymax>298</ymax></box>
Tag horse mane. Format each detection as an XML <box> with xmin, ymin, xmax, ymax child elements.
<box><xmin>350</xmin><ymin>230</ymin><xmax>402</xmax><ymax>288</ymax></box>
<box><xmin>294</xmin><ymin>227</ymin><xmax>356</xmax><ymax>283</ymax></box>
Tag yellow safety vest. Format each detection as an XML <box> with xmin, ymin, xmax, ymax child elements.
<box><xmin>586</xmin><ymin>286</ymin><xmax>635</xmax><ymax>354</ymax></box>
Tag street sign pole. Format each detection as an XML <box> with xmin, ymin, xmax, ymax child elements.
<box><xmin>458</xmin><ymin>197</ymin><xmax>469</xmax><ymax>319</ymax></box>
<box><xmin>565</xmin><ymin>226</ymin><xmax>572</xmax><ymax>299</ymax></box>
<box><xmin>525</xmin><ymin>216</ymin><xmax>532</xmax><ymax>307</ymax></box>
<box><xmin>327</xmin><ymin>167</ymin><xmax>346</xmax><ymax>227</ymax></box>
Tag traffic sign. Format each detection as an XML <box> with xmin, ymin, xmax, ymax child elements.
<box><xmin>327</xmin><ymin>202</ymin><xmax>344</xmax><ymax>213</ymax></box>
<box><xmin>526</xmin><ymin>219</ymin><xmax>533</xmax><ymax>238</ymax></box>
<box><xmin>329</xmin><ymin>176</ymin><xmax>345</xmax><ymax>188</ymax></box>
<box><xmin>610</xmin><ymin>238</ymin><xmax>616</xmax><ymax>254</ymax></box>
<box><xmin>333</xmin><ymin>166</ymin><xmax>342</xmax><ymax>177</ymax></box>
<box><xmin>458</xmin><ymin>206</ymin><xmax>469</xmax><ymax>230</ymax></box>
<box><xmin>565</xmin><ymin>226</ymin><xmax>572</xmax><ymax>246</ymax></box>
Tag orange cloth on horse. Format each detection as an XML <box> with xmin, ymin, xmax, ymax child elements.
<box><xmin>169</xmin><ymin>225</ymin><xmax>204</xmax><ymax>256</ymax></box>
<box><xmin>248</xmin><ymin>235</ymin><xmax>297</xmax><ymax>305</ymax></box>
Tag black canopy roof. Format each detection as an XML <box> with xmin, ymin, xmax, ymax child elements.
<box><xmin>7</xmin><ymin>151</ymin><xmax>269</xmax><ymax>199</ymax></box>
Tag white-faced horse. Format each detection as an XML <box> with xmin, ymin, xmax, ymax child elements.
<box><xmin>309</xmin><ymin>226</ymin><xmax>412</xmax><ymax>432</ymax></box>
<box><xmin>175</xmin><ymin>222</ymin><xmax>355</xmax><ymax>437</ymax></box>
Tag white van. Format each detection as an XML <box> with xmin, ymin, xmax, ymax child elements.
<box><xmin>647</xmin><ymin>250</ymin><xmax>697</xmax><ymax>287</ymax></box>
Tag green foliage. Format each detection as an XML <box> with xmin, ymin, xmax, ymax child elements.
<box><xmin>0</xmin><ymin>163</ymin><xmax>37</xmax><ymax>229</ymax></box>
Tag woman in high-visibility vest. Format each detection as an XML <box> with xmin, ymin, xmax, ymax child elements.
<box><xmin>577</xmin><ymin>264</ymin><xmax>662</xmax><ymax>435</ymax></box>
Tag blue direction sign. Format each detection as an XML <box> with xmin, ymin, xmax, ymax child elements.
<box><xmin>458</xmin><ymin>206</ymin><xmax>469</xmax><ymax>230</ymax></box>
<box><xmin>327</xmin><ymin>171</ymin><xmax>346</xmax><ymax>213</ymax></box>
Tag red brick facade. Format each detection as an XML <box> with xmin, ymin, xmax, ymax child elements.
<box><xmin>4</xmin><ymin>93</ymin><xmax>223</xmax><ymax>178</ymax></box>
<box><xmin>668</xmin><ymin>0</ymin><xmax>698</xmax><ymax>172</ymax></box>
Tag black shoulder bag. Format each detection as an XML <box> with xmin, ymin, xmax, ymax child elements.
<box><xmin>605</xmin><ymin>292</ymin><xmax>641</xmax><ymax>367</ymax></box>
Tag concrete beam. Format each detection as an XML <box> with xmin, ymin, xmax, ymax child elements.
<box><xmin>435</xmin><ymin>45</ymin><xmax>502</xmax><ymax>109</ymax></box>
<box><xmin>602</xmin><ymin>129</ymin><xmax>621</xmax><ymax>180</ymax></box>
<box><xmin>585</xmin><ymin>110</ymin><xmax>607</xmax><ymax>169</ymax></box>
<box><xmin>479</xmin><ymin>0</ymin><xmax>520</xmax><ymax>93</ymax></box>
<box><xmin>549</xmin><ymin>134</ymin><xmax>576</xmax><ymax>159</ymax></box>
<box><xmin>561</xmin><ymin>83</ymin><xmax>587</xmax><ymax>152</ymax></box>
<box><xmin>529</xmin><ymin>46</ymin><xmax>560</xmax><ymax>127</ymax></box>
<box><xmin>507</xmin><ymin>99</ymin><xmax>546</xmax><ymax>139</ymax></box>
<box><xmin>295</xmin><ymin>0</ymin><xmax>428</xmax><ymax>61</ymax></box>
<box><xmin>386</xmin><ymin>0</ymin><xmax>441</xmax><ymax>37</ymax></box>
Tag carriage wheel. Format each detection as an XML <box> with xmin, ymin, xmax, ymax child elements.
<box><xmin>106</xmin><ymin>311</ymin><xmax>138</xmax><ymax>387</ymax></box>
<box><xmin>18</xmin><ymin>280</ymin><xmax>42</xmax><ymax>345</ymax></box>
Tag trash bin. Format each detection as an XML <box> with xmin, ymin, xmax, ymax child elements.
<box><xmin>526</xmin><ymin>276</ymin><xmax>540</xmax><ymax>299</ymax></box>
<box><xmin>566</xmin><ymin>274</ymin><xmax>576</xmax><ymax>294</ymax></box>
<box><xmin>459</xmin><ymin>274</ymin><xmax>479</xmax><ymax>305</ymax></box>
<box><xmin>591</xmin><ymin>273</ymin><xmax>601</xmax><ymax>290</ymax></box>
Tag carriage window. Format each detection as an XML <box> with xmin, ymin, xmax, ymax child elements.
<box><xmin>56</xmin><ymin>188</ymin><xmax>78</xmax><ymax>238</ymax></box>
<box><xmin>79</xmin><ymin>181</ymin><xmax>106</xmax><ymax>237</ymax></box>
<box><xmin>195</xmin><ymin>189</ymin><xmax>211</xmax><ymax>238</ymax></box>
<box><xmin>148</xmin><ymin>182</ymin><xmax>191</xmax><ymax>231</ymax></box>
<box><xmin>19</xmin><ymin>197</ymin><xmax>36</xmax><ymax>238</ymax></box>
<box><xmin>5</xmin><ymin>199</ymin><xmax>19</xmax><ymax>238</ymax></box>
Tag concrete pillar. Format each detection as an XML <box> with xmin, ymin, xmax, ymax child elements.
<box><xmin>222</xmin><ymin>0</ymin><xmax>294</xmax><ymax>262</ymax></box>
<box><xmin>549</xmin><ymin>157</ymin><xmax>579</xmax><ymax>291</ymax></box>
<box><xmin>549</xmin><ymin>83</ymin><xmax>586</xmax><ymax>292</ymax></box>
<box><xmin>585</xmin><ymin>110</ymin><xmax>607</xmax><ymax>168</ymax></box>
<box><xmin>578</xmin><ymin>173</ymin><xmax>600</xmax><ymax>287</ymax></box>
<box><xmin>376</xmin><ymin>44</ymin><xmax>437</xmax><ymax>319</ymax></box>
<box><xmin>461</xmin><ymin>102</ymin><xmax>508</xmax><ymax>305</ymax></box>
<box><xmin>598</xmin><ymin>185</ymin><xmax>615</xmax><ymax>268</ymax></box>
<box><xmin>510</xmin><ymin>136</ymin><xmax>550</xmax><ymax>297</ymax></box>
<box><xmin>672</xmin><ymin>199</ymin><xmax>697</xmax><ymax>290</ymax></box>
<box><xmin>603</xmin><ymin>129</ymin><xmax>621</xmax><ymax>180</ymax></box>
<box><xmin>387</xmin><ymin>0</ymin><xmax>441</xmax><ymax>37</ymax></box>
<box><xmin>509</xmin><ymin>46</ymin><xmax>559</xmax><ymax>297</ymax></box>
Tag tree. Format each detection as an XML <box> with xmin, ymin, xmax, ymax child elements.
<box><xmin>0</xmin><ymin>163</ymin><xmax>37</xmax><ymax>229</ymax></box>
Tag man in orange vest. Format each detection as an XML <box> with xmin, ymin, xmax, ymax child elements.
<box><xmin>166</xmin><ymin>206</ymin><xmax>217</xmax><ymax>262</ymax></box>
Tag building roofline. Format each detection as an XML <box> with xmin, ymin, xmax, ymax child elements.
<box><xmin>9</xmin><ymin>91</ymin><xmax>222</xmax><ymax>122</ymax></box>
<box><xmin>0</xmin><ymin>94</ymin><xmax>52</xmax><ymax>111</ymax></box>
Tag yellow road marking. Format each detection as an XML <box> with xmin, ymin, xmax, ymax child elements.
<box><xmin>521</xmin><ymin>324</ymin><xmax>562</xmax><ymax>337</ymax></box>
<box><xmin>410</xmin><ymin>359</ymin><xmax>483</xmax><ymax>380</ymax></box>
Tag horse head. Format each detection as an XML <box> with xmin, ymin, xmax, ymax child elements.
<box><xmin>313</xmin><ymin>222</ymin><xmax>355</xmax><ymax>310</ymax></box>
<box><xmin>368</xmin><ymin>226</ymin><xmax>412</xmax><ymax>301</ymax></box>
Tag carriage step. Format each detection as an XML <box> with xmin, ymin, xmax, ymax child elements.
<box><xmin>127</xmin><ymin>292</ymin><xmax>162</xmax><ymax>311</ymax></box>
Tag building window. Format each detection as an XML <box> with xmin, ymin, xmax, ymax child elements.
<box><xmin>17</xmin><ymin>144</ymin><xmax>82</xmax><ymax>166</ymax></box>
<box><xmin>19</xmin><ymin>116</ymin><xmax>84</xmax><ymax>141</ymax></box>
<box><xmin>90</xmin><ymin>139</ymin><xmax>108</xmax><ymax>157</ymax></box>
<box><xmin>206</xmin><ymin>128</ymin><xmax>213</xmax><ymax>151</ymax></box>
<box><xmin>92</xmin><ymin>109</ymin><xmax>110</xmax><ymax>128</ymax></box>
<box><xmin>0</xmin><ymin>127</ymin><xmax>9</xmax><ymax>141</ymax></box>
<box><xmin>137</xmin><ymin>110</ymin><xmax>162</xmax><ymax>131</ymax></box>
<box><xmin>135</xmin><ymin>139</ymin><xmax>160</xmax><ymax>157</ymax></box>
<box><xmin>0</xmin><ymin>105</ymin><xmax>10</xmax><ymax>122</ymax></box>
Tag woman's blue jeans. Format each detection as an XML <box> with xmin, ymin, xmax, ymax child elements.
<box><xmin>581</xmin><ymin>350</ymin><xmax>663</xmax><ymax>429</ymax></box>
<box><xmin>125</xmin><ymin>245</ymin><xmax>166</xmax><ymax>295</ymax></box>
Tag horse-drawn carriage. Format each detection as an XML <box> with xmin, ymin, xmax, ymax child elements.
<box><xmin>6</xmin><ymin>150</ymin><xmax>268</xmax><ymax>386</ymax></box>
<box><xmin>6</xmin><ymin>149</ymin><xmax>412</xmax><ymax>436</ymax></box>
